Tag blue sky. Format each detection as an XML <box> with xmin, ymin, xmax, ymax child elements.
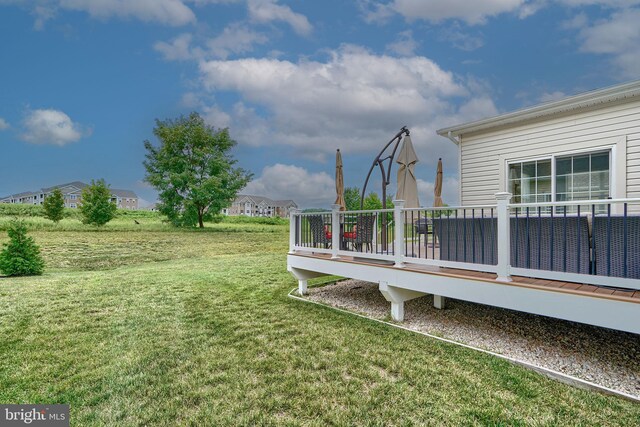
<box><xmin>1</xmin><ymin>0</ymin><xmax>639</xmax><ymax>208</ymax></box>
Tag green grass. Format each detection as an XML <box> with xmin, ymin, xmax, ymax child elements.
<box><xmin>0</xmin><ymin>218</ymin><xmax>638</xmax><ymax>425</ymax></box>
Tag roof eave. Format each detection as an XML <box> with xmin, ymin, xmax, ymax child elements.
<box><xmin>436</xmin><ymin>80</ymin><xmax>640</xmax><ymax>140</ymax></box>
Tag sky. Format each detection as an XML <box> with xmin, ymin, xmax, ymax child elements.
<box><xmin>1</xmin><ymin>0</ymin><xmax>639</xmax><ymax>208</ymax></box>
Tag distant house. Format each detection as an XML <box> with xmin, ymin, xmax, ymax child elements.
<box><xmin>224</xmin><ymin>195</ymin><xmax>297</xmax><ymax>218</ymax></box>
<box><xmin>0</xmin><ymin>181</ymin><xmax>139</xmax><ymax>210</ymax></box>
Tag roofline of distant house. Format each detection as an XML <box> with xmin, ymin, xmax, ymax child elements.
<box><xmin>437</xmin><ymin>79</ymin><xmax>640</xmax><ymax>140</ymax></box>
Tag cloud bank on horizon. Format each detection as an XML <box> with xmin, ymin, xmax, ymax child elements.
<box><xmin>1</xmin><ymin>0</ymin><xmax>639</xmax><ymax>207</ymax></box>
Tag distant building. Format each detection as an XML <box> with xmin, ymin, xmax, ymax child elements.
<box><xmin>224</xmin><ymin>195</ymin><xmax>297</xmax><ymax>218</ymax></box>
<box><xmin>0</xmin><ymin>181</ymin><xmax>139</xmax><ymax>210</ymax></box>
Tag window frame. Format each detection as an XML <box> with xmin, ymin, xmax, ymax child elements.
<box><xmin>505</xmin><ymin>145</ymin><xmax>615</xmax><ymax>204</ymax></box>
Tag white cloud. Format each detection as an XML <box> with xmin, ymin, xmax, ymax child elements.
<box><xmin>385</xmin><ymin>30</ymin><xmax>419</xmax><ymax>56</ymax></box>
<box><xmin>154</xmin><ymin>33</ymin><xmax>198</xmax><ymax>61</ymax></box>
<box><xmin>206</xmin><ymin>22</ymin><xmax>268</xmax><ymax>58</ymax></box>
<box><xmin>0</xmin><ymin>118</ymin><xmax>9</xmax><ymax>130</ymax></box>
<box><xmin>539</xmin><ymin>91</ymin><xmax>567</xmax><ymax>102</ymax></box>
<box><xmin>20</xmin><ymin>109</ymin><xmax>86</xmax><ymax>146</ymax></box>
<box><xmin>155</xmin><ymin>24</ymin><xmax>268</xmax><ymax>61</ymax></box>
<box><xmin>4</xmin><ymin>0</ymin><xmax>196</xmax><ymax>28</ymax></box>
<box><xmin>247</xmin><ymin>0</ymin><xmax>312</xmax><ymax>35</ymax></box>
<box><xmin>574</xmin><ymin>8</ymin><xmax>640</xmax><ymax>78</ymax></box>
<box><xmin>60</xmin><ymin>0</ymin><xmax>196</xmax><ymax>26</ymax></box>
<box><xmin>384</xmin><ymin>0</ymin><xmax>527</xmax><ymax>25</ymax></box>
<box><xmin>244</xmin><ymin>164</ymin><xmax>335</xmax><ymax>208</ymax></box>
<box><xmin>196</xmin><ymin>45</ymin><xmax>497</xmax><ymax>167</ymax></box>
<box><xmin>438</xmin><ymin>25</ymin><xmax>484</xmax><ymax>51</ymax></box>
<box><xmin>558</xmin><ymin>0</ymin><xmax>640</xmax><ymax>6</ymax></box>
<box><xmin>561</xmin><ymin>12</ymin><xmax>588</xmax><ymax>30</ymax></box>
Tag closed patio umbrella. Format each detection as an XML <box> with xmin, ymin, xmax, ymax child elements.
<box><xmin>434</xmin><ymin>158</ymin><xmax>443</xmax><ymax>207</ymax></box>
<box><xmin>334</xmin><ymin>149</ymin><xmax>346</xmax><ymax>211</ymax></box>
<box><xmin>396</xmin><ymin>135</ymin><xmax>420</xmax><ymax>208</ymax></box>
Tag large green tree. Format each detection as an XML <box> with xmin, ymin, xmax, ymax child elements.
<box><xmin>144</xmin><ymin>112</ymin><xmax>252</xmax><ymax>228</ymax></box>
<box><xmin>80</xmin><ymin>179</ymin><xmax>118</xmax><ymax>226</ymax></box>
<box><xmin>43</xmin><ymin>188</ymin><xmax>65</xmax><ymax>223</ymax></box>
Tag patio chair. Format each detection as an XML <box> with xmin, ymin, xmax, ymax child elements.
<box><xmin>593</xmin><ymin>215</ymin><xmax>640</xmax><ymax>279</ymax></box>
<box><xmin>344</xmin><ymin>214</ymin><xmax>375</xmax><ymax>252</ymax></box>
<box><xmin>307</xmin><ymin>215</ymin><xmax>331</xmax><ymax>248</ymax></box>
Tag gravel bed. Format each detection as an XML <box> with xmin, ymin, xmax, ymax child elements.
<box><xmin>306</xmin><ymin>279</ymin><xmax>640</xmax><ymax>398</ymax></box>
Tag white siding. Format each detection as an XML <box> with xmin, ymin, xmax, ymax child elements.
<box><xmin>460</xmin><ymin>98</ymin><xmax>640</xmax><ymax>205</ymax></box>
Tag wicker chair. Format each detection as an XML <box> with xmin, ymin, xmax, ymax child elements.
<box><xmin>307</xmin><ymin>215</ymin><xmax>331</xmax><ymax>248</ymax></box>
<box><xmin>593</xmin><ymin>215</ymin><xmax>640</xmax><ymax>279</ymax></box>
<box><xmin>344</xmin><ymin>214</ymin><xmax>375</xmax><ymax>252</ymax></box>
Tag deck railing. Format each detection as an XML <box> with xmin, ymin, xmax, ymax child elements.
<box><xmin>289</xmin><ymin>194</ymin><xmax>640</xmax><ymax>291</ymax></box>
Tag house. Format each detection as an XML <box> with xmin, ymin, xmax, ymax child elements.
<box><xmin>287</xmin><ymin>80</ymin><xmax>640</xmax><ymax>335</ymax></box>
<box><xmin>224</xmin><ymin>195</ymin><xmax>298</xmax><ymax>218</ymax></box>
<box><xmin>0</xmin><ymin>181</ymin><xmax>139</xmax><ymax>210</ymax></box>
<box><xmin>438</xmin><ymin>80</ymin><xmax>640</xmax><ymax>209</ymax></box>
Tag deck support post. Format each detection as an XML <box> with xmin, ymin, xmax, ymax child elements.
<box><xmin>289</xmin><ymin>208</ymin><xmax>301</xmax><ymax>254</ymax></box>
<box><xmin>393</xmin><ymin>200</ymin><xmax>405</xmax><ymax>268</ymax></box>
<box><xmin>331</xmin><ymin>204</ymin><xmax>341</xmax><ymax>259</ymax></box>
<box><xmin>288</xmin><ymin>266</ymin><xmax>326</xmax><ymax>296</ymax></box>
<box><xmin>298</xmin><ymin>279</ymin><xmax>308</xmax><ymax>295</ymax></box>
<box><xmin>379</xmin><ymin>281</ymin><xmax>426</xmax><ymax>321</ymax></box>
<box><xmin>433</xmin><ymin>295</ymin><xmax>446</xmax><ymax>309</ymax></box>
<box><xmin>495</xmin><ymin>192</ymin><xmax>513</xmax><ymax>282</ymax></box>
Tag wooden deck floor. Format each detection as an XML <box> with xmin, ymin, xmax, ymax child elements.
<box><xmin>293</xmin><ymin>251</ymin><xmax>640</xmax><ymax>304</ymax></box>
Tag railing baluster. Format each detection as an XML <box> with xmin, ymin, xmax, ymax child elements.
<box><xmin>526</xmin><ymin>207</ymin><xmax>530</xmax><ymax>269</ymax></box>
<box><xmin>563</xmin><ymin>206</ymin><xmax>567</xmax><ymax>272</ymax></box>
<box><xmin>455</xmin><ymin>209</ymin><xmax>460</xmax><ymax>261</ymax></box>
<box><xmin>472</xmin><ymin>208</ymin><xmax>476</xmax><ymax>263</ymax></box>
<box><xmin>447</xmin><ymin>209</ymin><xmax>451</xmax><ymax>261</ymax></box>
<box><xmin>431</xmin><ymin>209</ymin><xmax>435</xmax><ymax>261</ymax></box>
<box><xmin>537</xmin><ymin>206</ymin><xmax>542</xmax><ymax>270</ymax></box>
<box><xmin>490</xmin><ymin>208</ymin><xmax>495</xmax><ymax>265</ymax></box>
<box><xmin>463</xmin><ymin>209</ymin><xmax>467</xmax><ymax>262</ymax></box>
<box><xmin>624</xmin><ymin>203</ymin><xmax>628</xmax><ymax>278</ymax></box>
<box><xmin>577</xmin><ymin>205</ymin><xmax>582</xmax><ymax>274</ymax></box>
<box><xmin>550</xmin><ymin>205</ymin><xmax>554</xmax><ymax>271</ymax></box>
<box><xmin>481</xmin><ymin>208</ymin><xmax>485</xmax><ymax>265</ymax></box>
<box><xmin>606</xmin><ymin>202</ymin><xmax>611</xmax><ymax>277</ymax></box>
<box><xmin>515</xmin><ymin>208</ymin><xmax>519</xmax><ymax>267</ymax></box>
<box><xmin>590</xmin><ymin>204</ymin><xmax>595</xmax><ymax>275</ymax></box>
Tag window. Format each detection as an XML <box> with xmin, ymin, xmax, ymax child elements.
<box><xmin>508</xmin><ymin>159</ymin><xmax>552</xmax><ymax>204</ymax></box>
<box><xmin>508</xmin><ymin>149</ymin><xmax>611</xmax><ymax>208</ymax></box>
<box><xmin>556</xmin><ymin>151</ymin><xmax>609</xmax><ymax>202</ymax></box>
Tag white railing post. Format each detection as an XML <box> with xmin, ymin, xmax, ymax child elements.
<box><xmin>393</xmin><ymin>200</ymin><xmax>405</xmax><ymax>268</ymax></box>
<box><xmin>289</xmin><ymin>208</ymin><xmax>301</xmax><ymax>254</ymax></box>
<box><xmin>331</xmin><ymin>204</ymin><xmax>341</xmax><ymax>259</ymax></box>
<box><xmin>495</xmin><ymin>192</ymin><xmax>512</xmax><ymax>282</ymax></box>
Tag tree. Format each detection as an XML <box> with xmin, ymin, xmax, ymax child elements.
<box><xmin>43</xmin><ymin>188</ymin><xmax>65</xmax><ymax>223</ymax></box>
<box><xmin>80</xmin><ymin>179</ymin><xmax>117</xmax><ymax>226</ymax></box>
<box><xmin>344</xmin><ymin>187</ymin><xmax>361</xmax><ymax>211</ymax></box>
<box><xmin>143</xmin><ymin>112</ymin><xmax>252</xmax><ymax>228</ymax></box>
<box><xmin>0</xmin><ymin>220</ymin><xmax>45</xmax><ymax>276</ymax></box>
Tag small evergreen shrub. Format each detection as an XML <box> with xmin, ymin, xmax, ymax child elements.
<box><xmin>0</xmin><ymin>220</ymin><xmax>45</xmax><ymax>276</ymax></box>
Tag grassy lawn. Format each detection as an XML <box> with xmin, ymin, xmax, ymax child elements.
<box><xmin>0</xmin><ymin>219</ymin><xmax>638</xmax><ymax>425</ymax></box>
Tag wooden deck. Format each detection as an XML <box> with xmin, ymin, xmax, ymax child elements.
<box><xmin>292</xmin><ymin>251</ymin><xmax>640</xmax><ymax>305</ymax></box>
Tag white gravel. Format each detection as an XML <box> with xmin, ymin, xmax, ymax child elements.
<box><xmin>306</xmin><ymin>279</ymin><xmax>640</xmax><ymax>399</ymax></box>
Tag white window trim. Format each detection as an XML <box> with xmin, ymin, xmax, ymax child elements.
<box><xmin>499</xmin><ymin>136</ymin><xmax>627</xmax><ymax>205</ymax></box>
